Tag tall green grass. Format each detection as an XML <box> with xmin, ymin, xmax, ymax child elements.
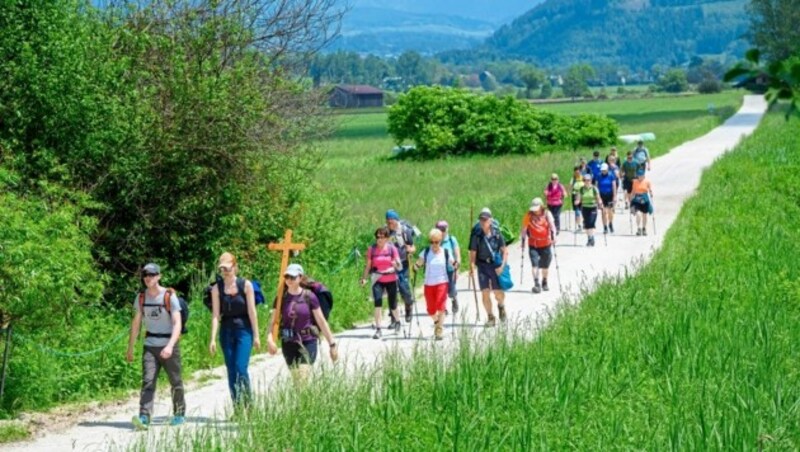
<box><xmin>143</xmin><ymin>109</ymin><xmax>800</xmax><ymax>450</ymax></box>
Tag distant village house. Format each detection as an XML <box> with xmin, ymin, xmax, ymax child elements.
<box><xmin>329</xmin><ymin>84</ymin><xmax>384</xmax><ymax>108</ymax></box>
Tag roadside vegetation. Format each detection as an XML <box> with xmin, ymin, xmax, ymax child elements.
<box><xmin>143</xmin><ymin>107</ymin><xmax>800</xmax><ymax>450</ymax></box>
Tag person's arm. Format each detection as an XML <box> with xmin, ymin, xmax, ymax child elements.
<box><xmin>469</xmin><ymin>250</ymin><xmax>477</xmax><ymax>275</ymax></box>
<box><xmin>245</xmin><ymin>281</ymin><xmax>261</xmax><ymax>351</ymax></box>
<box><xmin>160</xmin><ymin>296</ymin><xmax>182</xmax><ymax>359</ymax></box>
<box><xmin>360</xmin><ymin>247</ymin><xmax>372</xmax><ymax>286</ymax></box>
<box><xmin>209</xmin><ymin>285</ymin><xmax>220</xmax><ymax>355</ymax></box>
<box><xmin>453</xmin><ymin>243</ymin><xmax>461</xmax><ymax>268</ymax></box>
<box><xmin>311</xmin><ymin>308</ymin><xmax>338</xmax><ymax>360</ymax></box>
<box><xmin>266</xmin><ymin>309</ymin><xmax>278</xmax><ymax>355</ymax></box>
<box><xmin>404</xmin><ymin>229</ymin><xmax>417</xmax><ymax>255</ymax></box>
<box><xmin>595</xmin><ymin>187</ymin><xmax>604</xmax><ymax>209</ymax></box>
<box><xmin>548</xmin><ymin>211</ymin><xmax>557</xmax><ymax>240</ymax></box>
<box><xmin>126</xmin><ymin>303</ymin><xmax>142</xmax><ymax>363</ymax></box>
<box><xmin>414</xmin><ymin>252</ymin><xmax>425</xmax><ymax>270</ymax></box>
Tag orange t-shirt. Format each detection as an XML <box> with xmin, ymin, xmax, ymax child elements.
<box><xmin>632</xmin><ymin>179</ymin><xmax>651</xmax><ymax>195</ymax></box>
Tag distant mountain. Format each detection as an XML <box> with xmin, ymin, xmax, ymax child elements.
<box><xmin>326</xmin><ymin>1</ymin><xmax>544</xmax><ymax>56</ymax></box>
<box><xmin>486</xmin><ymin>0</ymin><xmax>750</xmax><ymax>69</ymax></box>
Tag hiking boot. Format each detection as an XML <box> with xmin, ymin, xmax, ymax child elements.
<box><xmin>542</xmin><ymin>279</ymin><xmax>549</xmax><ymax>291</ymax></box>
<box><xmin>132</xmin><ymin>415</ymin><xmax>150</xmax><ymax>431</ymax></box>
<box><xmin>405</xmin><ymin>305</ymin><xmax>413</xmax><ymax>323</ymax></box>
<box><xmin>603</xmin><ymin>225</ymin><xmax>608</xmax><ymax>234</ymax></box>
<box><xmin>586</xmin><ymin>238</ymin><xmax>592</xmax><ymax>247</ymax></box>
<box><xmin>498</xmin><ymin>305</ymin><xmax>507</xmax><ymax>322</ymax></box>
<box><xmin>636</xmin><ymin>228</ymin><xmax>643</xmax><ymax>236</ymax></box>
<box><xmin>389</xmin><ymin>320</ymin><xmax>401</xmax><ymax>332</ymax></box>
<box><xmin>434</xmin><ymin>323</ymin><xmax>444</xmax><ymax>340</ymax></box>
<box><xmin>170</xmin><ymin>416</ymin><xmax>185</xmax><ymax>427</ymax></box>
<box><xmin>609</xmin><ymin>223</ymin><xmax>614</xmax><ymax>233</ymax></box>
<box><xmin>373</xmin><ymin>329</ymin><xmax>382</xmax><ymax>340</ymax></box>
<box><xmin>484</xmin><ymin>315</ymin><xmax>496</xmax><ymax>327</ymax></box>
<box><xmin>452</xmin><ymin>298</ymin><xmax>459</xmax><ymax>314</ymax></box>
<box><xmin>532</xmin><ymin>281</ymin><xmax>541</xmax><ymax>294</ymax></box>
<box><xmin>642</xmin><ymin>228</ymin><xmax>647</xmax><ymax>236</ymax></box>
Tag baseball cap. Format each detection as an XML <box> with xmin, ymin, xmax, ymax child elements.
<box><xmin>284</xmin><ymin>263</ymin><xmax>304</xmax><ymax>277</ymax></box>
<box><xmin>479</xmin><ymin>208</ymin><xmax>492</xmax><ymax>219</ymax></box>
<box><xmin>436</xmin><ymin>220</ymin><xmax>448</xmax><ymax>231</ymax></box>
<box><xmin>385</xmin><ymin>209</ymin><xmax>400</xmax><ymax>221</ymax></box>
<box><xmin>637</xmin><ymin>169</ymin><xmax>646</xmax><ymax>177</ymax></box>
<box><xmin>142</xmin><ymin>263</ymin><xmax>160</xmax><ymax>275</ymax></box>
<box><xmin>601</xmin><ymin>163</ymin><xmax>609</xmax><ymax>171</ymax></box>
<box><xmin>582</xmin><ymin>173</ymin><xmax>592</xmax><ymax>180</ymax></box>
<box><xmin>529</xmin><ymin>198</ymin><xmax>544</xmax><ymax>212</ymax></box>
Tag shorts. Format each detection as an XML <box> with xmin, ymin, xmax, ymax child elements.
<box><xmin>582</xmin><ymin>206</ymin><xmax>598</xmax><ymax>230</ymax></box>
<box><xmin>600</xmin><ymin>192</ymin><xmax>614</xmax><ymax>206</ymax></box>
<box><xmin>282</xmin><ymin>340</ymin><xmax>318</xmax><ymax>367</ymax></box>
<box><xmin>632</xmin><ymin>200</ymin><xmax>652</xmax><ymax>214</ymax></box>
<box><xmin>623</xmin><ymin>178</ymin><xmax>633</xmax><ymax>193</ymax></box>
<box><xmin>528</xmin><ymin>246</ymin><xmax>552</xmax><ymax>269</ymax></box>
<box><xmin>424</xmin><ymin>283</ymin><xmax>448</xmax><ymax>315</ymax></box>
<box><xmin>476</xmin><ymin>261</ymin><xmax>500</xmax><ymax>291</ymax></box>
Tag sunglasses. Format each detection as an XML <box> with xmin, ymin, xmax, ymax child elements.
<box><xmin>430</xmin><ymin>241</ymin><xmax>441</xmax><ymax>245</ymax></box>
<box><xmin>218</xmin><ymin>266</ymin><xmax>233</xmax><ymax>273</ymax></box>
<box><xmin>551</xmin><ymin>178</ymin><xmax>558</xmax><ymax>181</ymax></box>
<box><xmin>375</xmin><ymin>236</ymin><xmax>388</xmax><ymax>240</ymax></box>
<box><xmin>284</xmin><ymin>274</ymin><xmax>299</xmax><ymax>281</ymax></box>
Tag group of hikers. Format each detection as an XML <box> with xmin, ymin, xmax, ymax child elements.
<box><xmin>125</xmin><ymin>140</ymin><xmax>656</xmax><ymax>430</ymax></box>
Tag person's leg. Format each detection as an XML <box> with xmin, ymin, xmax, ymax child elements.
<box><xmin>494</xmin><ymin>289</ymin><xmax>506</xmax><ymax>321</ymax></box>
<box><xmin>539</xmin><ymin>247</ymin><xmax>552</xmax><ymax>290</ymax></box>
<box><xmin>528</xmin><ymin>247</ymin><xmax>541</xmax><ymax>292</ymax></box>
<box><xmin>219</xmin><ymin>327</ymin><xmax>238</xmax><ymax>402</ymax></box>
<box><xmin>424</xmin><ymin>284</ymin><xmax>437</xmax><ymax>319</ymax></box>
<box><xmin>447</xmin><ymin>271</ymin><xmax>458</xmax><ymax>313</ymax></box>
<box><xmin>396</xmin><ymin>266</ymin><xmax>413</xmax><ymax>312</ymax></box>
<box><xmin>233</xmin><ymin>328</ymin><xmax>253</xmax><ymax>407</ymax></box>
<box><xmin>161</xmin><ymin>343</ymin><xmax>186</xmax><ymax>417</ymax></box>
<box><xmin>641</xmin><ymin>213</ymin><xmax>649</xmax><ymax>234</ymax></box>
<box><xmin>139</xmin><ymin>346</ymin><xmax>160</xmax><ymax>419</ymax></box>
<box><xmin>372</xmin><ymin>281</ymin><xmax>384</xmax><ymax>329</ymax></box>
<box><xmin>386</xmin><ymin>282</ymin><xmax>400</xmax><ymax>329</ymax></box>
<box><xmin>550</xmin><ymin>205</ymin><xmax>562</xmax><ymax>231</ymax></box>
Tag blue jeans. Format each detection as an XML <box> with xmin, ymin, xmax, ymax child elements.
<box><xmin>219</xmin><ymin>326</ymin><xmax>252</xmax><ymax>406</ymax></box>
<box><xmin>396</xmin><ymin>266</ymin><xmax>413</xmax><ymax>305</ymax></box>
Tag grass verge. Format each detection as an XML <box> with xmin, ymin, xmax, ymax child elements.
<box><xmin>142</xmin><ymin>108</ymin><xmax>800</xmax><ymax>449</ymax></box>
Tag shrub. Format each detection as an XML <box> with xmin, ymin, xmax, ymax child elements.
<box><xmin>698</xmin><ymin>78</ymin><xmax>723</xmax><ymax>94</ymax></box>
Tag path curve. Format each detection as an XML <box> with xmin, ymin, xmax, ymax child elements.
<box><xmin>7</xmin><ymin>95</ymin><xmax>767</xmax><ymax>451</ymax></box>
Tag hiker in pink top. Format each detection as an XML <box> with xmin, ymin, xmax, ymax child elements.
<box><xmin>544</xmin><ymin>173</ymin><xmax>566</xmax><ymax>233</ymax></box>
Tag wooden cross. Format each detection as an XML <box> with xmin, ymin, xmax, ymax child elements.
<box><xmin>267</xmin><ymin>229</ymin><xmax>306</xmax><ymax>341</ymax></box>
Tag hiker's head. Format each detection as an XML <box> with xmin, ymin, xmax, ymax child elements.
<box><xmin>217</xmin><ymin>252</ymin><xmax>238</xmax><ymax>277</ymax></box>
<box><xmin>141</xmin><ymin>262</ymin><xmax>161</xmax><ymax>287</ymax></box>
<box><xmin>582</xmin><ymin>173</ymin><xmax>592</xmax><ymax>182</ymax></box>
<box><xmin>626</xmin><ymin>151</ymin><xmax>633</xmax><ymax>160</ymax></box>
<box><xmin>608</xmin><ymin>156</ymin><xmax>617</xmax><ymax>164</ymax></box>
<box><xmin>284</xmin><ymin>263</ymin><xmax>304</xmax><ymax>286</ymax></box>
<box><xmin>551</xmin><ymin>173</ymin><xmax>559</xmax><ymax>182</ymax></box>
<box><xmin>478</xmin><ymin>208</ymin><xmax>493</xmax><ymax>231</ymax></box>
<box><xmin>385</xmin><ymin>209</ymin><xmax>400</xmax><ymax>229</ymax></box>
<box><xmin>610</xmin><ymin>146</ymin><xmax>617</xmax><ymax>153</ymax></box>
<box><xmin>435</xmin><ymin>220</ymin><xmax>449</xmax><ymax>233</ymax></box>
<box><xmin>428</xmin><ymin>228</ymin><xmax>443</xmax><ymax>248</ymax></box>
<box><xmin>636</xmin><ymin>169</ymin><xmax>646</xmax><ymax>179</ymax></box>
<box><xmin>375</xmin><ymin>226</ymin><xmax>391</xmax><ymax>243</ymax></box>
<box><xmin>529</xmin><ymin>198</ymin><xmax>544</xmax><ymax>214</ymax></box>
<box><xmin>593</xmin><ymin>150</ymin><xmax>600</xmax><ymax>158</ymax></box>
<box><xmin>573</xmin><ymin>166</ymin><xmax>582</xmax><ymax>175</ymax></box>
<box><xmin>601</xmin><ymin>163</ymin><xmax>609</xmax><ymax>173</ymax></box>
<box><xmin>637</xmin><ymin>140</ymin><xmax>644</xmax><ymax>146</ymax></box>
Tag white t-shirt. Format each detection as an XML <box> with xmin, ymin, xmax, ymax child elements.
<box><xmin>133</xmin><ymin>288</ymin><xmax>181</xmax><ymax>347</ymax></box>
<box><xmin>424</xmin><ymin>248</ymin><xmax>453</xmax><ymax>286</ymax></box>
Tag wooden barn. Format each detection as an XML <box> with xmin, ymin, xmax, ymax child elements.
<box><xmin>329</xmin><ymin>84</ymin><xmax>384</xmax><ymax>108</ymax></box>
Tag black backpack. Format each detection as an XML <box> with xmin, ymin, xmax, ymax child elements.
<box><xmin>138</xmin><ymin>288</ymin><xmax>189</xmax><ymax>335</ymax></box>
<box><xmin>284</xmin><ymin>282</ymin><xmax>334</xmax><ymax>326</ymax></box>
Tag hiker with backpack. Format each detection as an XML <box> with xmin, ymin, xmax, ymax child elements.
<box><xmin>621</xmin><ymin>151</ymin><xmax>639</xmax><ymax>208</ymax></box>
<box><xmin>605</xmin><ymin>146</ymin><xmax>620</xmax><ymax>165</ymax></box>
<box><xmin>360</xmin><ymin>226</ymin><xmax>404</xmax><ymax>339</ymax></box>
<box><xmin>597</xmin><ymin>163</ymin><xmax>618</xmax><ymax>234</ymax></box>
<box><xmin>267</xmin><ymin>264</ymin><xmax>338</xmax><ymax>384</ymax></box>
<box><xmin>520</xmin><ymin>198</ymin><xmax>556</xmax><ymax>293</ymax></box>
<box><xmin>385</xmin><ymin>209</ymin><xmax>418</xmax><ymax>323</ymax></box>
<box><xmin>570</xmin><ymin>166</ymin><xmax>584</xmax><ymax>231</ymax></box>
<box><xmin>631</xmin><ymin>169</ymin><xmax>655</xmax><ymax>236</ymax></box>
<box><xmin>126</xmin><ymin>263</ymin><xmax>186</xmax><ymax>430</ymax></box>
<box><xmin>633</xmin><ymin>140</ymin><xmax>651</xmax><ymax>173</ymax></box>
<box><xmin>435</xmin><ymin>220</ymin><xmax>461</xmax><ymax>314</ymax></box>
<box><xmin>544</xmin><ymin>173</ymin><xmax>566</xmax><ymax>233</ymax></box>
<box><xmin>414</xmin><ymin>228</ymin><xmax>456</xmax><ymax>340</ymax></box>
<box><xmin>468</xmin><ymin>208</ymin><xmax>508</xmax><ymax>327</ymax></box>
<box><xmin>576</xmin><ymin>173</ymin><xmax>604</xmax><ymax>247</ymax></box>
<box><xmin>208</xmin><ymin>252</ymin><xmax>260</xmax><ymax>409</ymax></box>
<box><xmin>587</xmin><ymin>150</ymin><xmax>603</xmax><ymax>185</ymax></box>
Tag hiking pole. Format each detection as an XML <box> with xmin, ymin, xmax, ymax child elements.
<box><xmin>552</xmin><ymin>244</ymin><xmax>563</xmax><ymax>293</ymax></box>
<box><xmin>411</xmin><ymin>262</ymin><xmax>422</xmax><ymax>337</ymax></box>
<box><xmin>470</xmin><ymin>270</ymin><xmax>480</xmax><ymax>323</ymax></box>
<box><xmin>519</xmin><ymin>240</ymin><xmax>525</xmax><ymax>285</ymax></box>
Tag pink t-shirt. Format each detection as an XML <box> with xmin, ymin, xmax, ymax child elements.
<box><xmin>545</xmin><ymin>183</ymin><xmax>565</xmax><ymax>206</ymax></box>
<box><xmin>369</xmin><ymin>244</ymin><xmax>400</xmax><ymax>283</ymax></box>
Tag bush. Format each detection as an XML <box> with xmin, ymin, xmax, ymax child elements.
<box><xmin>388</xmin><ymin>86</ymin><xmax>618</xmax><ymax>158</ymax></box>
<box><xmin>698</xmin><ymin>78</ymin><xmax>723</xmax><ymax>94</ymax></box>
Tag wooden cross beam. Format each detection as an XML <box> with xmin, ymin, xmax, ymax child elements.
<box><xmin>267</xmin><ymin>229</ymin><xmax>306</xmax><ymax>342</ymax></box>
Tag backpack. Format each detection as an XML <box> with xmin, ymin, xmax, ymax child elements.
<box><xmin>285</xmin><ymin>282</ymin><xmax>334</xmax><ymax>327</ymax></box>
<box><xmin>472</xmin><ymin>219</ymin><xmax>515</xmax><ymax>245</ymax></box>
<box><xmin>634</xmin><ymin>148</ymin><xmax>648</xmax><ymax>165</ymax></box>
<box><xmin>139</xmin><ymin>288</ymin><xmax>189</xmax><ymax>335</ymax></box>
<box><xmin>203</xmin><ymin>277</ymin><xmax>265</xmax><ymax>311</ymax></box>
<box><xmin>422</xmin><ymin>247</ymin><xmax>455</xmax><ymax>275</ymax></box>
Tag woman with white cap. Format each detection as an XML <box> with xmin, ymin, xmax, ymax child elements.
<box><xmin>209</xmin><ymin>252</ymin><xmax>260</xmax><ymax>408</ymax></box>
<box><xmin>576</xmin><ymin>173</ymin><xmax>604</xmax><ymax>247</ymax></box>
<box><xmin>267</xmin><ymin>263</ymin><xmax>338</xmax><ymax>384</ymax></box>
<box><xmin>520</xmin><ymin>198</ymin><xmax>557</xmax><ymax>293</ymax></box>
<box><xmin>544</xmin><ymin>173</ymin><xmax>566</xmax><ymax>233</ymax></box>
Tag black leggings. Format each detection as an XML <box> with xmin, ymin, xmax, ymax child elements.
<box><xmin>372</xmin><ymin>280</ymin><xmax>398</xmax><ymax>310</ymax></box>
<box><xmin>548</xmin><ymin>204</ymin><xmax>562</xmax><ymax>230</ymax></box>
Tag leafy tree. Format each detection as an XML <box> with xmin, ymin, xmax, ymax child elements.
<box><xmin>748</xmin><ymin>0</ymin><xmax>800</xmax><ymax>61</ymax></box>
<box><xmin>563</xmin><ymin>64</ymin><xmax>595</xmax><ymax>98</ymax></box>
<box><xmin>479</xmin><ymin>71</ymin><xmax>499</xmax><ymax>91</ymax></box>
<box><xmin>539</xmin><ymin>82</ymin><xmax>553</xmax><ymax>99</ymax></box>
<box><xmin>396</xmin><ymin>51</ymin><xmax>435</xmax><ymax>87</ymax></box>
<box><xmin>658</xmin><ymin>68</ymin><xmax>690</xmax><ymax>92</ymax></box>
<box><xmin>725</xmin><ymin>49</ymin><xmax>800</xmax><ymax>117</ymax></box>
<box><xmin>520</xmin><ymin>67</ymin><xmax>545</xmax><ymax>98</ymax></box>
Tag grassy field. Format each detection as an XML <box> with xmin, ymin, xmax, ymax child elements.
<box><xmin>141</xmin><ymin>108</ymin><xmax>800</xmax><ymax>450</ymax></box>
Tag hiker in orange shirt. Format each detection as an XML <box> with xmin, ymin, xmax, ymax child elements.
<box><xmin>520</xmin><ymin>198</ymin><xmax>557</xmax><ymax>293</ymax></box>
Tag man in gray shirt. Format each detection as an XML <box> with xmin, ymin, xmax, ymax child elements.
<box><xmin>126</xmin><ymin>263</ymin><xmax>185</xmax><ymax>430</ymax></box>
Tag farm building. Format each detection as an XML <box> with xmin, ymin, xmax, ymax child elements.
<box><xmin>329</xmin><ymin>84</ymin><xmax>384</xmax><ymax>108</ymax></box>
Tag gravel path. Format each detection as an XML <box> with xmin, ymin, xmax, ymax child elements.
<box><xmin>7</xmin><ymin>95</ymin><xmax>767</xmax><ymax>451</ymax></box>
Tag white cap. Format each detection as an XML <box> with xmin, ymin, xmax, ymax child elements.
<box><xmin>601</xmin><ymin>163</ymin><xmax>609</xmax><ymax>171</ymax></box>
<box><xmin>529</xmin><ymin>197</ymin><xmax>544</xmax><ymax>212</ymax></box>
<box><xmin>284</xmin><ymin>263</ymin><xmax>304</xmax><ymax>277</ymax></box>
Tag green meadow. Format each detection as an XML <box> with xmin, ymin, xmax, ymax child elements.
<box><xmin>141</xmin><ymin>107</ymin><xmax>800</xmax><ymax>450</ymax></box>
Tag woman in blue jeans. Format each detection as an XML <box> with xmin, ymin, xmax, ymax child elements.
<box><xmin>209</xmin><ymin>252</ymin><xmax>260</xmax><ymax>408</ymax></box>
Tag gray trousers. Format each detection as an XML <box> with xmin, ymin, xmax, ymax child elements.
<box><xmin>140</xmin><ymin>344</ymin><xmax>185</xmax><ymax>417</ymax></box>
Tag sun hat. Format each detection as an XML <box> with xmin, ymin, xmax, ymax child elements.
<box><xmin>284</xmin><ymin>263</ymin><xmax>304</xmax><ymax>277</ymax></box>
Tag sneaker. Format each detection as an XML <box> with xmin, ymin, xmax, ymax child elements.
<box><xmin>132</xmin><ymin>415</ymin><xmax>149</xmax><ymax>431</ymax></box>
<box><xmin>603</xmin><ymin>226</ymin><xmax>608</xmax><ymax>234</ymax></box>
<box><xmin>405</xmin><ymin>305</ymin><xmax>413</xmax><ymax>323</ymax></box>
<box><xmin>609</xmin><ymin>223</ymin><xmax>614</xmax><ymax>233</ymax></box>
<box><xmin>170</xmin><ymin>416</ymin><xmax>185</xmax><ymax>427</ymax></box>
<box><xmin>373</xmin><ymin>329</ymin><xmax>382</xmax><ymax>340</ymax></box>
<box><xmin>532</xmin><ymin>282</ymin><xmax>541</xmax><ymax>294</ymax></box>
<box><xmin>642</xmin><ymin>228</ymin><xmax>647</xmax><ymax>236</ymax></box>
<box><xmin>434</xmin><ymin>323</ymin><xmax>444</xmax><ymax>340</ymax></box>
<box><xmin>452</xmin><ymin>298</ymin><xmax>459</xmax><ymax>314</ymax></box>
<box><xmin>636</xmin><ymin>228</ymin><xmax>643</xmax><ymax>236</ymax></box>
<box><xmin>484</xmin><ymin>315</ymin><xmax>497</xmax><ymax>327</ymax></box>
<box><xmin>498</xmin><ymin>305</ymin><xmax>507</xmax><ymax>322</ymax></box>
<box><xmin>542</xmin><ymin>280</ymin><xmax>549</xmax><ymax>291</ymax></box>
<box><xmin>586</xmin><ymin>238</ymin><xmax>592</xmax><ymax>247</ymax></box>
